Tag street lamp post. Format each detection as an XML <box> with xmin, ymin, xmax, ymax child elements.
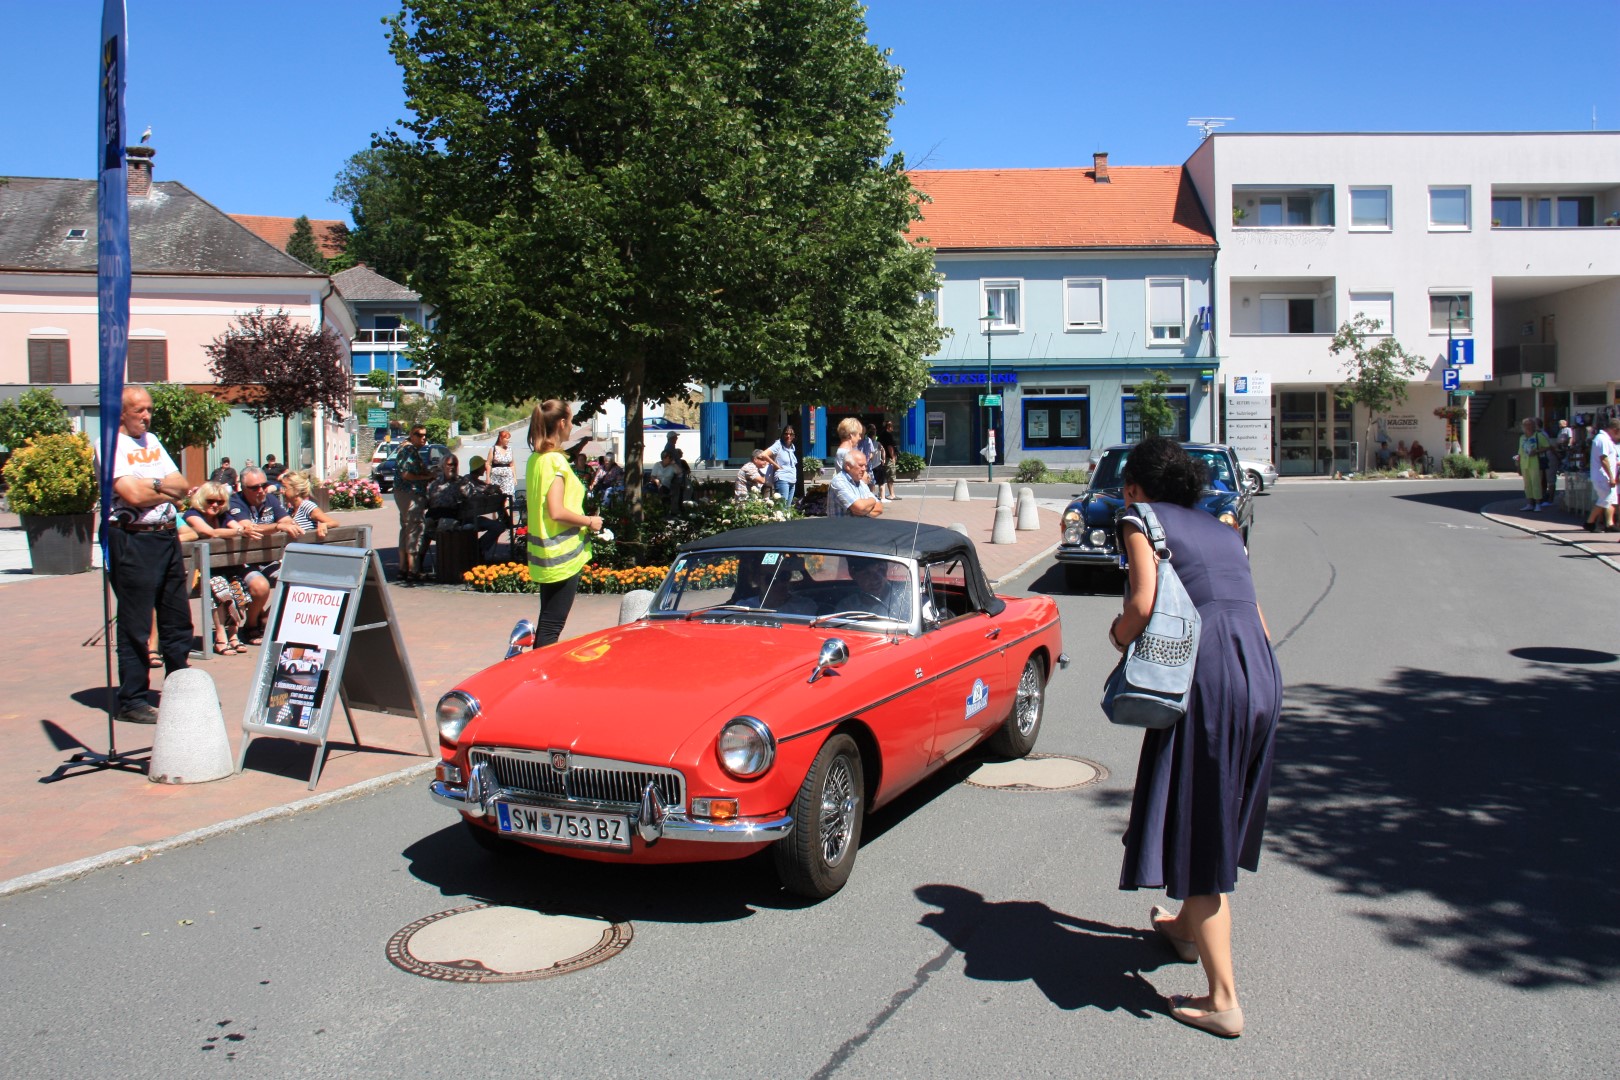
<box><xmin>1448</xmin><ymin>299</ymin><xmax>1470</xmax><ymax>456</ymax></box>
<box><xmin>979</xmin><ymin>305</ymin><xmax>996</xmax><ymax>482</ymax></box>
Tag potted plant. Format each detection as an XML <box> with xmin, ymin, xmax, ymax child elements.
<box><xmin>894</xmin><ymin>451</ymin><xmax>926</xmax><ymax>479</ymax></box>
<box><xmin>2</xmin><ymin>432</ymin><xmax>98</xmax><ymax>575</ymax></box>
<box><xmin>800</xmin><ymin>457</ymin><xmax>824</xmax><ymax>482</ymax></box>
<box><xmin>1232</xmin><ymin>206</ymin><xmax>1247</xmax><ymax>225</ymax></box>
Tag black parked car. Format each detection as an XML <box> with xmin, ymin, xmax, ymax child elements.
<box><xmin>1055</xmin><ymin>443</ymin><xmax>1255</xmax><ymax>592</ymax></box>
<box><xmin>371</xmin><ymin>442</ymin><xmax>449</xmax><ymax>493</ymax></box>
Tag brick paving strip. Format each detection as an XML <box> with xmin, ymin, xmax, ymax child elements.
<box><xmin>0</xmin><ymin>489</ymin><xmax>1058</xmax><ymax>894</ymax></box>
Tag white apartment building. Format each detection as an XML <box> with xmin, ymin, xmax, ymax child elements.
<box><xmin>1185</xmin><ymin>132</ymin><xmax>1620</xmax><ymax>474</ymax></box>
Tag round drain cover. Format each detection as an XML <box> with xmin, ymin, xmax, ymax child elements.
<box><xmin>963</xmin><ymin>753</ymin><xmax>1108</xmax><ymax>792</ymax></box>
<box><xmin>387</xmin><ymin>904</ymin><xmax>632</xmax><ymax>983</ymax></box>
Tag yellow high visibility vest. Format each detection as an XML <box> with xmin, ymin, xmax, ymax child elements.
<box><xmin>525</xmin><ymin>451</ymin><xmax>591</xmax><ymax>584</ymax></box>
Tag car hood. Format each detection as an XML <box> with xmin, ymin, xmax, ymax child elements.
<box><xmin>1066</xmin><ymin>486</ymin><xmax>1239</xmax><ymax>524</ymax></box>
<box><xmin>452</xmin><ymin>619</ymin><xmax>887</xmax><ymax>762</ymax></box>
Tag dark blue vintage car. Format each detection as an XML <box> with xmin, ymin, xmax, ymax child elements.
<box><xmin>1055</xmin><ymin>443</ymin><xmax>1254</xmax><ymax>591</ymax></box>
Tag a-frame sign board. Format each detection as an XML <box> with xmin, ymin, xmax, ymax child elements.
<box><xmin>237</xmin><ymin>544</ymin><xmax>433</xmax><ymax>788</ymax></box>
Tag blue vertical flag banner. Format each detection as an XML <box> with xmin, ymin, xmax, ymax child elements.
<box><xmin>97</xmin><ymin>0</ymin><xmax>131</xmax><ymax>555</ymax></box>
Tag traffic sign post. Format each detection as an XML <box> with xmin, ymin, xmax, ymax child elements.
<box><xmin>1448</xmin><ymin>338</ymin><xmax>1474</xmax><ymax>366</ymax></box>
<box><xmin>978</xmin><ymin>394</ymin><xmax>1002</xmax><ymax>407</ymax></box>
<box><xmin>1443</xmin><ymin>369</ymin><xmax>1460</xmax><ymax>392</ymax></box>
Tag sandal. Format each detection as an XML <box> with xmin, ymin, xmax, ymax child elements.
<box><xmin>148</xmin><ymin>650</ymin><xmax>164</xmax><ymax>668</ymax></box>
<box><xmin>226</xmin><ymin>633</ymin><xmax>247</xmax><ymax>654</ymax></box>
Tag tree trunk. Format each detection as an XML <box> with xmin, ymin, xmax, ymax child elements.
<box><xmin>282</xmin><ymin>414</ymin><xmax>291</xmax><ymax>473</ymax></box>
<box><xmin>765</xmin><ymin>397</ymin><xmax>781</xmax><ymax>449</ymax></box>
<box><xmin>624</xmin><ymin>351</ymin><xmax>646</xmax><ymax>520</ymax></box>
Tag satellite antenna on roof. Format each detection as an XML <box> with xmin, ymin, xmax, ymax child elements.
<box><xmin>1187</xmin><ymin>117</ymin><xmax>1233</xmax><ymax>140</ymax></box>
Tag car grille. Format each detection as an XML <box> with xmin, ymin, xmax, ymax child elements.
<box><xmin>469</xmin><ymin>747</ymin><xmax>685</xmax><ymax>811</ymax></box>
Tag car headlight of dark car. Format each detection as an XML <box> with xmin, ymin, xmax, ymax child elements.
<box><xmin>436</xmin><ymin>690</ymin><xmax>480</xmax><ymax>747</ymax></box>
<box><xmin>717</xmin><ymin>716</ymin><xmax>775</xmax><ymax>778</ymax></box>
<box><xmin>1061</xmin><ymin>508</ymin><xmax>1082</xmax><ymax>544</ymax></box>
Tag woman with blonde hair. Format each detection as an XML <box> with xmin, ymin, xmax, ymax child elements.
<box><xmin>276</xmin><ymin>471</ymin><xmax>337</xmax><ymax>540</ymax></box>
<box><xmin>178</xmin><ymin>482</ymin><xmax>249</xmax><ymax>654</ymax></box>
<box><xmin>833</xmin><ymin>416</ymin><xmax>864</xmax><ymax>469</ymax></box>
<box><xmin>526</xmin><ymin>400</ymin><xmax>605</xmax><ymax>647</ymax></box>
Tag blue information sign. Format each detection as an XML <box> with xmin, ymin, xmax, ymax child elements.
<box><xmin>1448</xmin><ymin>338</ymin><xmax>1474</xmax><ymax>366</ymax></box>
<box><xmin>1443</xmin><ymin>369</ymin><xmax>1460</xmax><ymax>392</ymax></box>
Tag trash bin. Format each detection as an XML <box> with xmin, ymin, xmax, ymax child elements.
<box><xmin>434</xmin><ymin>526</ymin><xmax>480</xmax><ymax>584</ymax></box>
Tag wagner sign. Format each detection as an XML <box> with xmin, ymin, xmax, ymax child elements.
<box><xmin>1225</xmin><ymin>373</ymin><xmax>1273</xmax><ymax>463</ymax></box>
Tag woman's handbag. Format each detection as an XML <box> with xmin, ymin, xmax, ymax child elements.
<box><xmin>1100</xmin><ymin>503</ymin><xmax>1201</xmax><ymax>730</ymax></box>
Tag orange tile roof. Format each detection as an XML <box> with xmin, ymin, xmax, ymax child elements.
<box><xmin>908</xmin><ymin>166</ymin><xmax>1214</xmax><ymax>251</ymax></box>
<box><xmin>228</xmin><ymin>214</ymin><xmax>349</xmax><ymax>258</ymax></box>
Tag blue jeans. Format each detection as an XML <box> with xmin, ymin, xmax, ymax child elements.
<box><xmin>775</xmin><ymin>479</ymin><xmax>796</xmax><ymax>502</ymax></box>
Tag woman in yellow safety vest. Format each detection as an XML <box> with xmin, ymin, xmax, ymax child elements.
<box><xmin>526</xmin><ymin>399</ymin><xmax>605</xmax><ymax>646</ymax></box>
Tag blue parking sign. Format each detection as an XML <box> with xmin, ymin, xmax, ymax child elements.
<box><xmin>1448</xmin><ymin>338</ymin><xmax>1474</xmax><ymax>365</ymax></box>
<box><xmin>1443</xmin><ymin>369</ymin><xmax>1460</xmax><ymax>392</ymax></box>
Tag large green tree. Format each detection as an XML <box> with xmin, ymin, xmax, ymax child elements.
<box><xmin>331</xmin><ymin>147</ymin><xmax>429</xmax><ymax>285</ymax></box>
<box><xmin>284</xmin><ymin>215</ymin><xmax>329</xmax><ymax>272</ymax></box>
<box><xmin>147</xmin><ymin>383</ymin><xmax>233</xmax><ymax>457</ymax></box>
<box><xmin>381</xmin><ymin>0</ymin><xmax>942</xmax><ymax>509</ymax></box>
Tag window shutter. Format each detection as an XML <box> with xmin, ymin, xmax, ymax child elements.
<box><xmin>127</xmin><ymin>340</ymin><xmax>169</xmax><ymax>382</ymax></box>
<box><xmin>1350</xmin><ymin>293</ymin><xmax>1393</xmax><ymax>333</ymax></box>
<box><xmin>1067</xmin><ymin>281</ymin><xmax>1102</xmax><ymax>327</ymax></box>
<box><xmin>28</xmin><ymin>340</ymin><xmax>70</xmax><ymax>383</ymax></box>
<box><xmin>1149</xmin><ymin>281</ymin><xmax>1183</xmax><ymax>326</ymax></box>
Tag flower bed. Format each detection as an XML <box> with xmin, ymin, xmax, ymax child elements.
<box><xmin>321</xmin><ymin>478</ymin><xmax>383</xmax><ymax>510</ymax></box>
<box><xmin>465</xmin><ymin>557</ymin><xmax>739</xmax><ymax>595</ymax></box>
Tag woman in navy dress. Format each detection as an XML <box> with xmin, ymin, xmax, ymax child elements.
<box><xmin>1107</xmin><ymin>437</ymin><xmax>1282</xmax><ymax>1039</ymax></box>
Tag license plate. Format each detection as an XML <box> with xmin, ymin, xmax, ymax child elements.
<box><xmin>495</xmin><ymin>802</ymin><xmax>631</xmax><ymax>849</ymax></box>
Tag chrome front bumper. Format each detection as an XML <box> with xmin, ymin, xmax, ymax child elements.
<box><xmin>1054</xmin><ymin>544</ymin><xmax>1121</xmax><ymax>569</ymax></box>
<box><xmin>429</xmin><ymin>777</ymin><xmax>794</xmax><ymax>845</ymax></box>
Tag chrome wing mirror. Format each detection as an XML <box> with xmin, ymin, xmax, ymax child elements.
<box><xmin>505</xmin><ymin>618</ymin><xmax>536</xmax><ymax>659</ymax></box>
<box><xmin>808</xmin><ymin>638</ymin><xmax>849</xmax><ymax>684</ymax></box>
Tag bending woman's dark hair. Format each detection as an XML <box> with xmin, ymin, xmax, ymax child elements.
<box><xmin>1121</xmin><ymin>436</ymin><xmax>1205</xmax><ymax>507</ymax></box>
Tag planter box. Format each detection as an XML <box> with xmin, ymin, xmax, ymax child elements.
<box><xmin>22</xmin><ymin>512</ymin><xmax>94</xmax><ymax>575</ymax></box>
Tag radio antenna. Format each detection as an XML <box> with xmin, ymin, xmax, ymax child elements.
<box><xmin>1187</xmin><ymin>117</ymin><xmax>1233</xmax><ymax>140</ymax></box>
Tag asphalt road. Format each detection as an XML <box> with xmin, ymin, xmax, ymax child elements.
<box><xmin>4</xmin><ymin>478</ymin><xmax>1617</xmax><ymax>1077</ymax></box>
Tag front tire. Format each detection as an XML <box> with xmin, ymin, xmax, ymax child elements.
<box><xmin>988</xmin><ymin>654</ymin><xmax>1046</xmax><ymax>757</ymax></box>
<box><xmin>1245</xmin><ymin>469</ymin><xmax>1264</xmax><ymax>493</ymax></box>
<box><xmin>774</xmin><ymin>733</ymin><xmax>864</xmax><ymax>899</ymax></box>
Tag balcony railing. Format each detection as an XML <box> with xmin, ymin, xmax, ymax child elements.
<box><xmin>353</xmin><ymin>373</ymin><xmax>424</xmax><ymax>390</ymax></box>
<box><xmin>354</xmin><ymin>328</ymin><xmax>411</xmax><ymax>345</ymax></box>
<box><xmin>1493</xmin><ymin>344</ymin><xmax>1557</xmax><ymax>377</ymax></box>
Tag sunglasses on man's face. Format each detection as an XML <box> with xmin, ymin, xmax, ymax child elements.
<box><xmin>243</xmin><ymin>483</ymin><xmax>269</xmax><ymax>492</ymax></box>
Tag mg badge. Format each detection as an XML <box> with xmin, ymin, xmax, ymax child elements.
<box><xmin>549</xmin><ymin>750</ymin><xmax>570</xmax><ymax>773</ymax></box>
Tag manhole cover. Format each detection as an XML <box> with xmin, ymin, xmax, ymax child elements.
<box><xmin>963</xmin><ymin>753</ymin><xmax>1108</xmax><ymax>792</ymax></box>
<box><xmin>386</xmin><ymin>904</ymin><xmax>632</xmax><ymax>983</ymax></box>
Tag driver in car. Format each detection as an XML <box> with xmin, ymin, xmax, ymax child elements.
<box><xmin>834</xmin><ymin>557</ymin><xmax>912</xmax><ymax>622</ymax></box>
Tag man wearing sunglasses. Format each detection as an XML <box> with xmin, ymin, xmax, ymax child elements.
<box><xmin>226</xmin><ymin>466</ymin><xmax>304</xmax><ymax>641</ymax></box>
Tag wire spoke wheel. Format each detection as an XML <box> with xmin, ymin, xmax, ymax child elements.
<box><xmin>1014</xmin><ymin>660</ymin><xmax>1043</xmax><ymax>737</ymax></box>
<box><xmin>819</xmin><ymin>756</ymin><xmax>857</xmax><ymax>867</ymax></box>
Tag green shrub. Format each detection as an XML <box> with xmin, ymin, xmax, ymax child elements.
<box><xmin>1053</xmin><ymin>467</ymin><xmax>1091</xmax><ymax>485</ymax></box>
<box><xmin>0</xmin><ymin>388</ymin><xmax>71</xmax><ymax>451</ymax></box>
<box><xmin>1441</xmin><ymin>453</ymin><xmax>1489</xmax><ymax>479</ymax></box>
<box><xmin>801</xmin><ymin>456</ymin><xmax>824</xmax><ymax>480</ymax></box>
<box><xmin>3</xmin><ymin>432</ymin><xmax>97</xmax><ymax>515</ymax></box>
<box><xmin>894</xmin><ymin>451</ymin><xmax>926</xmax><ymax>474</ymax></box>
<box><xmin>1015</xmin><ymin>458</ymin><xmax>1049</xmax><ymax>483</ymax></box>
<box><xmin>424</xmin><ymin>417</ymin><xmax>451</xmax><ymax>446</ymax></box>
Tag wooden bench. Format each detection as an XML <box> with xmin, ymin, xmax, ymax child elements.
<box><xmin>185</xmin><ymin>525</ymin><xmax>372</xmax><ymax>660</ymax></box>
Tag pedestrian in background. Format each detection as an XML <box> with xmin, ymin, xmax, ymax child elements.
<box><xmin>734</xmin><ymin>449</ymin><xmax>770</xmax><ymax>500</ymax></box>
<box><xmin>1109</xmin><ymin>437</ymin><xmax>1281</xmax><ymax>1040</ymax></box>
<box><xmin>106</xmin><ymin>386</ymin><xmax>195</xmax><ymax>724</ymax></box>
<box><xmin>526</xmin><ymin>400</ymin><xmax>605</xmax><ymax>647</ymax></box>
<box><xmin>833</xmin><ymin>416</ymin><xmax>863</xmax><ymax>469</ymax></box>
<box><xmin>277</xmin><ymin>471</ymin><xmax>336</xmax><ymax>539</ymax></box>
<box><xmin>1514</xmin><ymin>417</ymin><xmax>1553</xmax><ymax>511</ymax></box>
<box><xmin>179</xmin><ymin>482</ymin><xmax>248</xmax><ymax>655</ymax></box>
<box><xmin>1584</xmin><ymin>416</ymin><xmax>1620</xmax><ymax>533</ymax></box>
<box><xmin>210</xmin><ymin>456</ymin><xmax>239</xmax><ymax>491</ymax></box>
<box><xmin>762</xmin><ymin>425</ymin><xmax>798</xmax><ymax>503</ymax></box>
<box><xmin>878</xmin><ymin>419</ymin><xmax>901</xmax><ymax>501</ymax></box>
<box><xmin>486</xmin><ymin>428</ymin><xmax>516</xmax><ymax>499</ymax></box>
<box><xmin>393</xmin><ymin>426</ymin><xmax>434</xmax><ymax>582</ymax></box>
<box><xmin>262</xmin><ymin>453</ymin><xmax>287</xmax><ymax>489</ymax></box>
<box><xmin>828</xmin><ymin>449</ymin><xmax>883</xmax><ymax>518</ymax></box>
<box><xmin>228</xmin><ymin>465</ymin><xmax>303</xmax><ymax>639</ymax></box>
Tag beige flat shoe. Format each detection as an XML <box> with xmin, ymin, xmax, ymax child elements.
<box><xmin>1169</xmin><ymin>994</ymin><xmax>1243</xmax><ymax>1038</ymax></box>
<box><xmin>1151</xmin><ymin>905</ymin><xmax>1199</xmax><ymax>962</ymax></box>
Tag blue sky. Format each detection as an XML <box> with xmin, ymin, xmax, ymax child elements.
<box><xmin>2</xmin><ymin>1</ymin><xmax>1614</xmax><ymax>222</ymax></box>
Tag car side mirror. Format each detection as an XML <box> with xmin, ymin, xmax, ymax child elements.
<box><xmin>1241</xmin><ymin>474</ymin><xmax>1258</xmax><ymax>494</ymax></box>
<box><xmin>505</xmin><ymin>618</ymin><xmax>536</xmax><ymax>659</ymax></box>
<box><xmin>808</xmin><ymin>638</ymin><xmax>849</xmax><ymax>683</ymax></box>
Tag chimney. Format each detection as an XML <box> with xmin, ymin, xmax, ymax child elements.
<box><xmin>1093</xmin><ymin>152</ymin><xmax>1110</xmax><ymax>183</ymax></box>
<box><xmin>126</xmin><ymin>144</ymin><xmax>155</xmax><ymax>199</ymax></box>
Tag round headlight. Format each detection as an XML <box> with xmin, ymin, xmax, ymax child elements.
<box><xmin>1218</xmin><ymin>512</ymin><xmax>1238</xmax><ymax>529</ymax></box>
<box><xmin>717</xmin><ymin>716</ymin><xmax>775</xmax><ymax>779</ymax></box>
<box><xmin>1087</xmin><ymin>528</ymin><xmax>1107</xmax><ymax>547</ymax></box>
<box><xmin>1061</xmin><ymin>509</ymin><xmax>1082</xmax><ymax>528</ymax></box>
<box><xmin>436</xmin><ymin>691</ymin><xmax>480</xmax><ymax>747</ymax></box>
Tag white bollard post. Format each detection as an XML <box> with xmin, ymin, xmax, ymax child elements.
<box><xmin>618</xmin><ymin>589</ymin><xmax>655</xmax><ymax>624</ymax></box>
<box><xmin>148</xmin><ymin>668</ymin><xmax>233</xmax><ymax>784</ymax></box>
<box><xmin>996</xmin><ymin>482</ymin><xmax>1014</xmax><ymax>509</ymax></box>
<box><xmin>952</xmin><ymin>478</ymin><xmax>971</xmax><ymax>502</ymax></box>
<box><xmin>1016</xmin><ymin>489</ymin><xmax>1041</xmax><ymax>531</ymax></box>
<box><xmin>948</xmin><ymin>522</ymin><xmax>970</xmax><ymax>537</ymax></box>
<box><xmin>991</xmin><ymin>504</ymin><xmax>1017</xmax><ymax>545</ymax></box>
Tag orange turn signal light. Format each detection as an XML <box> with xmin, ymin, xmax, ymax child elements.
<box><xmin>692</xmin><ymin>798</ymin><xmax>739</xmax><ymax>821</ymax></box>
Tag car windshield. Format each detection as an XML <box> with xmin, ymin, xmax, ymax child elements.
<box><xmin>1089</xmin><ymin>447</ymin><xmax>1236</xmax><ymax>492</ymax></box>
<box><xmin>650</xmin><ymin>549</ymin><xmax>914</xmax><ymax>629</ymax></box>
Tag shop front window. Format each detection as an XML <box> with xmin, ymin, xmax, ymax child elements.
<box><xmin>1022</xmin><ymin>391</ymin><xmax>1090</xmax><ymax>449</ymax></box>
<box><xmin>1121</xmin><ymin>386</ymin><xmax>1190</xmax><ymax>444</ymax></box>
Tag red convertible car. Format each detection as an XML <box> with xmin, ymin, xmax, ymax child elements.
<box><xmin>429</xmin><ymin>518</ymin><xmax>1067</xmax><ymax>898</ymax></box>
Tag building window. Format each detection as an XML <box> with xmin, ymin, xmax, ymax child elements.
<box><xmin>126</xmin><ymin>339</ymin><xmax>169</xmax><ymax>382</ymax></box>
<box><xmin>1348</xmin><ymin>292</ymin><xmax>1393</xmax><ymax>333</ymax></box>
<box><xmin>1022</xmin><ymin>388</ymin><xmax>1090</xmax><ymax>449</ymax></box>
<box><xmin>1259</xmin><ymin>296</ymin><xmax>1317</xmax><ymax>334</ymax></box>
<box><xmin>922</xmin><ymin>289</ymin><xmax>941</xmax><ymax>326</ymax></box>
<box><xmin>1233</xmin><ymin>186</ymin><xmax>1334</xmax><ymax>227</ymax></box>
<box><xmin>1147</xmin><ymin>278</ymin><xmax>1186</xmax><ymax>343</ymax></box>
<box><xmin>1429</xmin><ymin>292</ymin><xmax>1472</xmax><ymax>334</ymax></box>
<box><xmin>1429</xmin><ymin>187</ymin><xmax>1470</xmax><ymax>230</ymax></box>
<box><xmin>1349</xmin><ymin>187</ymin><xmax>1391</xmax><ymax>230</ymax></box>
<box><xmin>27</xmin><ymin>339</ymin><xmax>70</xmax><ymax>383</ymax></box>
<box><xmin>981</xmin><ymin>280</ymin><xmax>1022</xmax><ymax>331</ymax></box>
<box><xmin>1063</xmin><ymin>278</ymin><xmax>1105</xmax><ymax>331</ymax></box>
<box><xmin>1491</xmin><ymin>196</ymin><xmax>1523</xmax><ymax>228</ymax></box>
<box><xmin>1493</xmin><ymin>194</ymin><xmax>1598</xmax><ymax>228</ymax></box>
<box><xmin>1122</xmin><ymin>386</ymin><xmax>1191</xmax><ymax>444</ymax></box>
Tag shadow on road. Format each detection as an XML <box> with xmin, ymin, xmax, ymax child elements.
<box><xmin>913</xmin><ymin>883</ymin><xmax>1173</xmax><ymax>1016</ymax></box>
<box><xmin>1392</xmin><ymin>486</ymin><xmax>1516</xmax><ymax>513</ymax></box>
<box><xmin>1271</xmin><ymin>661</ymin><xmax>1620</xmax><ymax>989</ymax></box>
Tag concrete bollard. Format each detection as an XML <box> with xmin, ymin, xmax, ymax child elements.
<box><xmin>148</xmin><ymin>668</ymin><xmax>233</xmax><ymax>785</ymax></box>
<box><xmin>996</xmin><ymin>482</ymin><xmax>1015</xmax><ymax>509</ymax></box>
<box><xmin>991</xmin><ymin>505</ymin><xmax>1017</xmax><ymax>545</ymax></box>
<box><xmin>618</xmin><ymin>589</ymin><xmax>655</xmax><ymax>624</ymax></box>
<box><xmin>1016</xmin><ymin>489</ymin><xmax>1042</xmax><ymax>531</ymax></box>
<box><xmin>952</xmin><ymin>479</ymin><xmax>971</xmax><ymax>502</ymax></box>
<box><xmin>948</xmin><ymin>522</ymin><xmax>970</xmax><ymax>537</ymax></box>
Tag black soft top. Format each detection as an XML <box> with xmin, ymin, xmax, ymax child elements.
<box><xmin>679</xmin><ymin>517</ymin><xmax>1004</xmax><ymax>615</ymax></box>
